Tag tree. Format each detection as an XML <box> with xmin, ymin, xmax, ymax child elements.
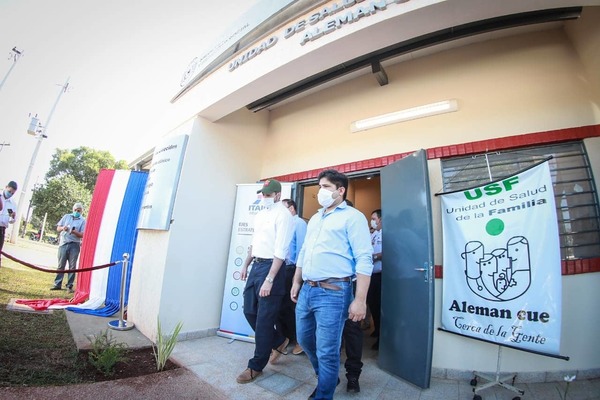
<box><xmin>28</xmin><ymin>146</ymin><xmax>128</xmax><ymax>233</ymax></box>
<box><xmin>45</xmin><ymin>146</ymin><xmax>129</xmax><ymax>192</ymax></box>
<box><xmin>31</xmin><ymin>175</ymin><xmax>92</xmax><ymax>231</ymax></box>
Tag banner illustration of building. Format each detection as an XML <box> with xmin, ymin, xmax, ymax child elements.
<box><xmin>441</xmin><ymin>160</ymin><xmax>562</xmax><ymax>355</ymax></box>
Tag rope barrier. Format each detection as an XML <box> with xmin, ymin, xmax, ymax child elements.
<box><xmin>0</xmin><ymin>250</ymin><xmax>119</xmax><ymax>273</ymax></box>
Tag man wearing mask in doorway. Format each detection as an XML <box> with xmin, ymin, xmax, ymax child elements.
<box><xmin>292</xmin><ymin>169</ymin><xmax>373</xmax><ymax>399</ymax></box>
<box><xmin>50</xmin><ymin>202</ymin><xmax>86</xmax><ymax>293</ymax></box>
<box><xmin>0</xmin><ymin>181</ymin><xmax>18</xmax><ymax>267</ymax></box>
<box><xmin>368</xmin><ymin>209</ymin><xmax>383</xmax><ymax>350</ymax></box>
<box><xmin>236</xmin><ymin>179</ymin><xmax>294</xmax><ymax>385</ymax></box>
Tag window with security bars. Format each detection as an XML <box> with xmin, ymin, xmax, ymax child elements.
<box><xmin>441</xmin><ymin>141</ymin><xmax>600</xmax><ymax>260</ymax></box>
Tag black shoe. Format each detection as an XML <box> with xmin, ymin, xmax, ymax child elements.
<box><xmin>347</xmin><ymin>376</ymin><xmax>360</xmax><ymax>393</ymax></box>
<box><xmin>309</xmin><ymin>378</ymin><xmax>340</xmax><ymax>399</ymax></box>
<box><xmin>371</xmin><ymin>339</ymin><xmax>379</xmax><ymax>350</ymax></box>
<box><xmin>50</xmin><ymin>286</ymin><xmax>62</xmax><ymax>291</ymax></box>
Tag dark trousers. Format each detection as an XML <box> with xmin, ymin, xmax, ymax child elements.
<box><xmin>243</xmin><ymin>260</ymin><xmax>286</xmax><ymax>371</ymax></box>
<box><xmin>343</xmin><ymin>281</ymin><xmax>363</xmax><ymax>378</ymax></box>
<box><xmin>343</xmin><ymin>319</ymin><xmax>363</xmax><ymax>378</ymax></box>
<box><xmin>53</xmin><ymin>242</ymin><xmax>81</xmax><ymax>289</ymax></box>
<box><xmin>0</xmin><ymin>226</ymin><xmax>5</xmax><ymax>265</ymax></box>
<box><xmin>367</xmin><ymin>272</ymin><xmax>382</xmax><ymax>337</ymax></box>
<box><xmin>276</xmin><ymin>264</ymin><xmax>297</xmax><ymax>342</ymax></box>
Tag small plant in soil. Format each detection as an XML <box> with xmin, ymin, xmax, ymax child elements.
<box><xmin>88</xmin><ymin>329</ymin><xmax>129</xmax><ymax>376</ymax></box>
<box><xmin>153</xmin><ymin>318</ymin><xmax>183</xmax><ymax>371</ymax></box>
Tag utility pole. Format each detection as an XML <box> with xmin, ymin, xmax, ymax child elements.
<box><xmin>0</xmin><ymin>47</ymin><xmax>23</xmax><ymax>93</ymax></box>
<box><xmin>9</xmin><ymin>77</ymin><xmax>70</xmax><ymax>244</ymax></box>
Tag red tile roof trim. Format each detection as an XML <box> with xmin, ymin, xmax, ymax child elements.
<box><xmin>272</xmin><ymin>124</ymin><xmax>600</xmax><ymax>183</ymax></box>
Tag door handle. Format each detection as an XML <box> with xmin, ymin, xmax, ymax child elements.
<box><xmin>414</xmin><ymin>262</ymin><xmax>430</xmax><ymax>282</ymax></box>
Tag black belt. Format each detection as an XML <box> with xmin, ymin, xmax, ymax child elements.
<box><xmin>305</xmin><ymin>276</ymin><xmax>351</xmax><ymax>291</ymax></box>
<box><xmin>253</xmin><ymin>257</ymin><xmax>273</xmax><ymax>263</ymax></box>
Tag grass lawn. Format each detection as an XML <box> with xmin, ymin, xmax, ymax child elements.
<box><xmin>0</xmin><ymin>250</ymin><xmax>86</xmax><ymax>386</ymax></box>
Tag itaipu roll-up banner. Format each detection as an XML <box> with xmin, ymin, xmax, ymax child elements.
<box><xmin>137</xmin><ymin>134</ymin><xmax>189</xmax><ymax>230</ymax></box>
<box><xmin>441</xmin><ymin>160</ymin><xmax>562</xmax><ymax>355</ymax></box>
<box><xmin>217</xmin><ymin>182</ymin><xmax>292</xmax><ymax>343</ymax></box>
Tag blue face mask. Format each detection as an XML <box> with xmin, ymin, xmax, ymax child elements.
<box><xmin>73</xmin><ymin>212</ymin><xmax>81</xmax><ymax>218</ymax></box>
<box><xmin>3</xmin><ymin>190</ymin><xmax>12</xmax><ymax>199</ymax></box>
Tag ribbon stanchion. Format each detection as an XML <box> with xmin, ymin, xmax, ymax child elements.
<box><xmin>108</xmin><ymin>253</ymin><xmax>134</xmax><ymax>331</ymax></box>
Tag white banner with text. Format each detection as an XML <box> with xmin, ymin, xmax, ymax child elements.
<box><xmin>217</xmin><ymin>182</ymin><xmax>292</xmax><ymax>342</ymax></box>
<box><xmin>441</xmin><ymin>160</ymin><xmax>562</xmax><ymax>355</ymax></box>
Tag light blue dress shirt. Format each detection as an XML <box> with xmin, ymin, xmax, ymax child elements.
<box><xmin>297</xmin><ymin>201</ymin><xmax>373</xmax><ymax>281</ymax></box>
<box><xmin>287</xmin><ymin>214</ymin><xmax>307</xmax><ymax>265</ymax></box>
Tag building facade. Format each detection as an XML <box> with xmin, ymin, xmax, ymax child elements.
<box><xmin>127</xmin><ymin>0</ymin><xmax>600</xmax><ymax>379</ymax></box>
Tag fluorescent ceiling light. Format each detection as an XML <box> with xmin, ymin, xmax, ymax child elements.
<box><xmin>350</xmin><ymin>99</ymin><xmax>458</xmax><ymax>133</ymax></box>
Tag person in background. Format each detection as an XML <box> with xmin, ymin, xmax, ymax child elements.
<box><xmin>341</xmin><ymin>199</ymin><xmax>363</xmax><ymax>393</ymax></box>
<box><xmin>278</xmin><ymin>198</ymin><xmax>307</xmax><ymax>356</ymax></box>
<box><xmin>236</xmin><ymin>179</ymin><xmax>294</xmax><ymax>384</ymax></box>
<box><xmin>50</xmin><ymin>202</ymin><xmax>86</xmax><ymax>293</ymax></box>
<box><xmin>0</xmin><ymin>181</ymin><xmax>18</xmax><ymax>267</ymax></box>
<box><xmin>368</xmin><ymin>209</ymin><xmax>383</xmax><ymax>350</ymax></box>
<box><xmin>292</xmin><ymin>169</ymin><xmax>373</xmax><ymax>399</ymax></box>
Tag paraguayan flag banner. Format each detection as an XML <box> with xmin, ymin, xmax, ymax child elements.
<box><xmin>441</xmin><ymin>160</ymin><xmax>562</xmax><ymax>354</ymax></box>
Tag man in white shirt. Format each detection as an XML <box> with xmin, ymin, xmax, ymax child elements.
<box><xmin>0</xmin><ymin>181</ymin><xmax>18</xmax><ymax>267</ymax></box>
<box><xmin>236</xmin><ymin>179</ymin><xmax>294</xmax><ymax>384</ymax></box>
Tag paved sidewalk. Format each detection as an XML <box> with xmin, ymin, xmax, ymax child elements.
<box><xmin>171</xmin><ymin>335</ymin><xmax>600</xmax><ymax>400</ymax></box>
<box><xmin>2</xmin><ymin>312</ymin><xmax>599</xmax><ymax>399</ymax></box>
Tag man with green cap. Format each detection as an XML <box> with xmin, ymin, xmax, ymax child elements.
<box><xmin>236</xmin><ymin>179</ymin><xmax>294</xmax><ymax>384</ymax></box>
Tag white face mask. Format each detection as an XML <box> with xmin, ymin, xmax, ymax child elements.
<box><xmin>371</xmin><ymin>219</ymin><xmax>378</xmax><ymax>230</ymax></box>
<box><xmin>261</xmin><ymin>197</ymin><xmax>275</xmax><ymax>207</ymax></box>
<box><xmin>317</xmin><ymin>188</ymin><xmax>336</xmax><ymax>208</ymax></box>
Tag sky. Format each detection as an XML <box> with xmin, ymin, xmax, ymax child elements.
<box><xmin>0</xmin><ymin>0</ymin><xmax>257</xmax><ymax>215</ymax></box>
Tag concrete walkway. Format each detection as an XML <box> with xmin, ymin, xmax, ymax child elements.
<box><xmin>7</xmin><ymin>312</ymin><xmax>597</xmax><ymax>400</ymax></box>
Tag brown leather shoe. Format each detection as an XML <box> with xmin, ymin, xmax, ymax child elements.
<box><xmin>236</xmin><ymin>368</ymin><xmax>262</xmax><ymax>384</ymax></box>
<box><xmin>292</xmin><ymin>343</ymin><xmax>304</xmax><ymax>355</ymax></box>
<box><xmin>269</xmin><ymin>337</ymin><xmax>289</xmax><ymax>364</ymax></box>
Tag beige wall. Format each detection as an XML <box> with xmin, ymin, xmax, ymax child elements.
<box><xmin>263</xmin><ymin>28</ymin><xmax>599</xmax><ymax>178</ymax></box>
<box><xmin>130</xmin><ymin>109</ymin><xmax>269</xmax><ymax>339</ymax></box>
<box><xmin>565</xmin><ymin>6</ymin><xmax>600</xmax><ymax>104</ymax></box>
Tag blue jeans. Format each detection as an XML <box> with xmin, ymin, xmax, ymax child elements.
<box><xmin>296</xmin><ymin>281</ymin><xmax>353</xmax><ymax>399</ymax></box>
<box><xmin>54</xmin><ymin>242</ymin><xmax>81</xmax><ymax>289</ymax></box>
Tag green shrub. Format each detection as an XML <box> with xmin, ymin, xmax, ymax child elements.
<box><xmin>152</xmin><ymin>318</ymin><xmax>183</xmax><ymax>371</ymax></box>
<box><xmin>87</xmin><ymin>329</ymin><xmax>129</xmax><ymax>376</ymax></box>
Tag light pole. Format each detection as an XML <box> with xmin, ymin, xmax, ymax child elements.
<box><xmin>9</xmin><ymin>77</ymin><xmax>70</xmax><ymax>244</ymax></box>
<box><xmin>21</xmin><ymin>182</ymin><xmax>41</xmax><ymax>238</ymax></box>
<box><xmin>0</xmin><ymin>47</ymin><xmax>24</xmax><ymax>93</ymax></box>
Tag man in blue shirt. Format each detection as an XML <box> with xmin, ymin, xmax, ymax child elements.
<box><xmin>277</xmin><ymin>198</ymin><xmax>307</xmax><ymax>356</ymax></box>
<box><xmin>292</xmin><ymin>169</ymin><xmax>373</xmax><ymax>399</ymax></box>
<box><xmin>50</xmin><ymin>202</ymin><xmax>86</xmax><ymax>293</ymax></box>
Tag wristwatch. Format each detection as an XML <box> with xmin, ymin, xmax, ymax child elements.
<box><xmin>265</xmin><ymin>276</ymin><xmax>274</xmax><ymax>283</ymax></box>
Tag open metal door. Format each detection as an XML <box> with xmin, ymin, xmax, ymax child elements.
<box><xmin>378</xmin><ymin>149</ymin><xmax>435</xmax><ymax>389</ymax></box>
